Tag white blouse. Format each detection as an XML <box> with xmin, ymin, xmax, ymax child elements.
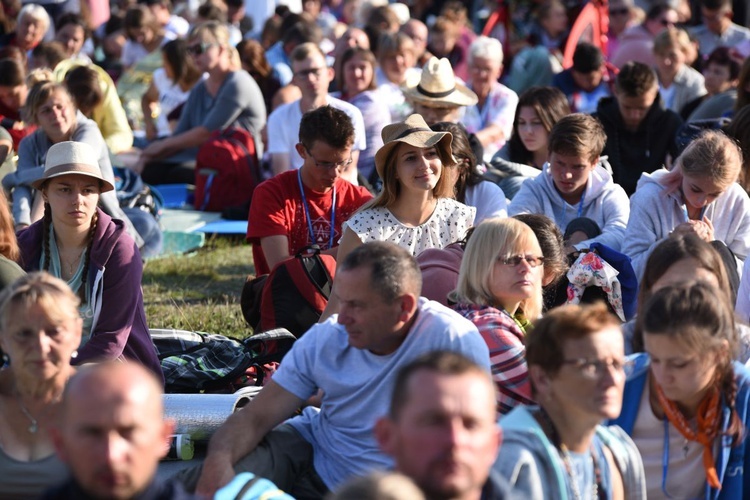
<box><xmin>343</xmin><ymin>198</ymin><xmax>476</xmax><ymax>256</ymax></box>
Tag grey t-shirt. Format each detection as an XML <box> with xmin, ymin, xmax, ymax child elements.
<box><xmin>171</xmin><ymin>70</ymin><xmax>267</xmax><ymax>162</ymax></box>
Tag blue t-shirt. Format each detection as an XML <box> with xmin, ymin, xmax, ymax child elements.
<box><xmin>272</xmin><ymin>298</ymin><xmax>490</xmax><ymax>488</ymax></box>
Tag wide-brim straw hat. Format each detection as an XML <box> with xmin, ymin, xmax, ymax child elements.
<box><xmin>402</xmin><ymin>57</ymin><xmax>478</xmax><ymax>108</ymax></box>
<box><xmin>31</xmin><ymin>141</ymin><xmax>114</xmax><ymax>192</ymax></box>
<box><xmin>374</xmin><ymin>113</ymin><xmax>453</xmax><ymax>180</ymax></box>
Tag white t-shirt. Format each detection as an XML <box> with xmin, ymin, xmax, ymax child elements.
<box><xmin>464</xmin><ymin>180</ymin><xmax>507</xmax><ymax>224</ymax></box>
<box><xmin>151</xmin><ymin>68</ymin><xmax>198</xmax><ymax>137</ymax></box>
<box><xmin>164</xmin><ymin>15</ymin><xmax>189</xmax><ymax>38</ymax></box>
<box><xmin>266</xmin><ymin>96</ymin><xmax>367</xmax><ymax>170</ymax></box>
<box><xmin>343</xmin><ymin>197</ymin><xmax>476</xmax><ymax>255</ymax></box>
<box><xmin>272</xmin><ymin>298</ymin><xmax>490</xmax><ymax>488</ymax></box>
<box><xmin>631</xmin><ymin>382</ymin><xmax>706</xmax><ymax>499</ymax></box>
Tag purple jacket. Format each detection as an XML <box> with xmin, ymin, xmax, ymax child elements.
<box><xmin>17</xmin><ymin>208</ymin><xmax>162</xmax><ymax>381</ymax></box>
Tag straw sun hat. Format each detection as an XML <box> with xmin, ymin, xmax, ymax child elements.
<box><xmin>403</xmin><ymin>57</ymin><xmax>478</xmax><ymax>108</ymax></box>
<box><xmin>374</xmin><ymin>113</ymin><xmax>454</xmax><ymax>180</ymax></box>
<box><xmin>31</xmin><ymin>141</ymin><xmax>114</xmax><ymax>192</ymax></box>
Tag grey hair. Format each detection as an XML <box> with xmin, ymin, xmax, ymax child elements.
<box><xmin>469</xmin><ymin>36</ymin><xmax>503</xmax><ymax>67</ymax></box>
<box><xmin>18</xmin><ymin>4</ymin><xmax>51</xmax><ymax>32</ymax></box>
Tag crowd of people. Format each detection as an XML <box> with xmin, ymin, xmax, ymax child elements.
<box><xmin>2</xmin><ymin>0</ymin><xmax>750</xmax><ymax>498</ymax></box>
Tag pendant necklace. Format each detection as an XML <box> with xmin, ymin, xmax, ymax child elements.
<box><xmin>15</xmin><ymin>391</ymin><xmax>38</xmax><ymax>434</ymax></box>
<box><xmin>63</xmin><ymin>248</ymin><xmax>85</xmax><ymax>277</ymax></box>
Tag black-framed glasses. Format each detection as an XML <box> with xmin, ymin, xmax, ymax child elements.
<box><xmin>187</xmin><ymin>42</ymin><xmax>215</xmax><ymax>56</ymax></box>
<box><xmin>561</xmin><ymin>358</ymin><xmax>633</xmax><ymax>379</ymax></box>
<box><xmin>294</xmin><ymin>67</ymin><xmax>326</xmax><ymax>79</ymax></box>
<box><xmin>304</xmin><ymin>147</ymin><xmax>353</xmax><ymax>171</ymax></box>
<box><xmin>497</xmin><ymin>255</ymin><xmax>545</xmax><ymax>268</ymax></box>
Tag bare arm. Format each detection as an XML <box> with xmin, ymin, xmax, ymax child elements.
<box><xmin>0</xmin><ymin>137</ymin><xmax>12</xmax><ymax>165</ymax></box>
<box><xmin>133</xmin><ymin>126</ymin><xmax>212</xmax><ymax>173</ymax></box>
<box><xmin>140</xmin><ymin>80</ymin><xmax>160</xmax><ymax>141</ymax></box>
<box><xmin>473</xmin><ymin>124</ymin><xmax>505</xmax><ymax>149</ymax></box>
<box><xmin>319</xmin><ymin>227</ymin><xmax>362</xmax><ymax>321</ymax></box>
<box><xmin>196</xmin><ymin>380</ymin><xmax>305</xmax><ymax>496</ymax></box>
<box><xmin>271</xmin><ymin>152</ymin><xmax>291</xmax><ymax>177</ymax></box>
<box><xmin>260</xmin><ymin>235</ymin><xmax>291</xmax><ymax>271</ymax></box>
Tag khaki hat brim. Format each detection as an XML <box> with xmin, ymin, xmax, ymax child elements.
<box><xmin>31</xmin><ymin>167</ymin><xmax>115</xmax><ymax>192</ymax></box>
<box><xmin>375</xmin><ymin>129</ymin><xmax>453</xmax><ymax>180</ymax></box>
<box><xmin>402</xmin><ymin>82</ymin><xmax>479</xmax><ymax>107</ymax></box>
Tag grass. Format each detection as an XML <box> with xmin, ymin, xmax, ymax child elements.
<box><xmin>142</xmin><ymin>236</ymin><xmax>255</xmax><ymax>339</ymax></box>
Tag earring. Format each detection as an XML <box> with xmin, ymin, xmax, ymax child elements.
<box><xmin>71</xmin><ymin>350</ymin><xmax>78</xmax><ymax>360</ymax></box>
<box><xmin>1</xmin><ymin>352</ymin><xmax>9</xmax><ymax>365</ymax></box>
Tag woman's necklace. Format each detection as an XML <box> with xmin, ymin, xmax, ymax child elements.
<box><xmin>15</xmin><ymin>391</ymin><xmax>38</xmax><ymax>434</ymax></box>
<box><xmin>61</xmin><ymin>247</ymin><xmax>85</xmax><ymax>278</ymax></box>
<box><xmin>537</xmin><ymin>407</ymin><xmax>604</xmax><ymax>500</ymax></box>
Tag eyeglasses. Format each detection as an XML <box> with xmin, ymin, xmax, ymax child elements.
<box><xmin>609</xmin><ymin>7</ymin><xmax>629</xmax><ymax>16</ymax></box>
<box><xmin>187</xmin><ymin>42</ymin><xmax>215</xmax><ymax>56</ymax></box>
<box><xmin>304</xmin><ymin>147</ymin><xmax>353</xmax><ymax>170</ymax></box>
<box><xmin>497</xmin><ymin>255</ymin><xmax>545</xmax><ymax>268</ymax></box>
<box><xmin>294</xmin><ymin>67</ymin><xmax>326</xmax><ymax>79</ymax></box>
<box><xmin>561</xmin><ymin>358</ymin><xmax>633</xmax><ymax>379</ymax></box>
<box><xmin>659</xmin><ymin>18</ymin><xmax>676</xmax><ymax>27</ymax></box>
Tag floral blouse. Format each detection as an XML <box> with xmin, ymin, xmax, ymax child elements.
<box><xmin>343</xmin><ymin>198</ymin><xmax>476</xmax><ymax>256</ymax></box>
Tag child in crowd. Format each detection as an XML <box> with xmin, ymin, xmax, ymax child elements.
<box><xmin>509</xmin><ymin>113</ymin><xmax>630</xmax><ymax>255</ymax></box>
<box><xmin>623</xmin><ymin>130</ymin><xmax>750</xmax><ymax>279</ymax></box>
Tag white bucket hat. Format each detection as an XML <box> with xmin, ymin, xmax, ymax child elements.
<box><xmin>403</xmin><ymin>57</ymin><xmax>478</xmax><ymax>108</ymax></box>
<box><xmin>32</xmin><ymin>141</ymin><xmax>114</xmax><ymax>192</ymax></box>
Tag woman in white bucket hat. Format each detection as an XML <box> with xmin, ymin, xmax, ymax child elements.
<box><xmin>321</xmin><ymin>113</ymin><xmax>476</xmax><ymax>319</ymax></box>
<box><xmin>16</xmin><ymin>141</ymin><xmax>162</xmax><ymax>380</ymax></box>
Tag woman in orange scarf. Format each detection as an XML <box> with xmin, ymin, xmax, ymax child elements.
<box><xmin>611</xmin><ymin>281</ymin><xmax>750</xmax><ymax>499</ymax></box>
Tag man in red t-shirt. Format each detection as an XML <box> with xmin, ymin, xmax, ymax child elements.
<box><xmin>247</xmin><ymin>105</ymin><xmax>373</xmax><ymax>275</ymax></box>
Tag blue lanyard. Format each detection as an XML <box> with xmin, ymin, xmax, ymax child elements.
<box><xmin>559</xmin><ymin>190</ymin><xmax>586</xmax><ymax>225</ymax></box>
<box><xmin>297</xmin><ymin>169</ymin><xmax>336</xmax><ymax>250</ymax></box>
<box><xmin>661</xmin><ymin>417</ymin><xmax>677</xmax><ymax>499</ymax></box>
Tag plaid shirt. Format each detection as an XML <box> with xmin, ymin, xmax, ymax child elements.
<box><xmin>452</xmin><ymin>303</ymin><xmax>534</xmax><ymax>415</ymax></box>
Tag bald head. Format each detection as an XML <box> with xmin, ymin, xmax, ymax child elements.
<box><xmin>63</xmin><ymin>362</ymin><xmax>164</xmax><ymax>418</ymax></box>
<box><xmin>54</xmin><ymin>362</ymin><xmax>172</xmax><ymax>500</ymax></box>
<box><xmin>400</xmin><ymin>19</ymin><xmax>428</xmax><ymax>59</ymax></box>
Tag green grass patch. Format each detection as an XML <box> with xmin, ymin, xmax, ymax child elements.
<box><xmin>143</xmin><ymin>236</ymin><xmax>255</xmax><ymax>339</ymax></box>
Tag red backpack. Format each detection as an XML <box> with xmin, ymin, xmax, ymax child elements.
<box><xmin>194</xmin><ymin>127</ymin><xmax>261</xmax><ymax>212</ymax></box>
<box><xmin>241</xmin><ymin>246</ymin><xmax>336</xmax><ymax>338</ymax></box>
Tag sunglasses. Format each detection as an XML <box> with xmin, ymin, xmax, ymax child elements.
<box><xmin>187</xmin><ymin>42</ymin><xmax>215</xmax><ymax>56</ymax></box>
<box><xmin>609</xmin><ymin>7</ymin><xmax>629</xmax><ymax>16</ymax></box>
<box><xmin>659</xmin><ymin>18</ymin><xmax>676</xmax><ymax>27</ymax></box>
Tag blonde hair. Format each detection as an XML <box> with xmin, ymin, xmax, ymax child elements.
<box><xmin>653</xmin><ymin>27</ymin><xmax>691</xmax><ymax>56</ymax></box>
<box><xmin>189</xmin><ymin>21</ymin><xmax>241</xmax><ymax>70</ymax></box>
<box><xmin>661</xmin><ymin>130</ymin><xmax>742</xmax><ymax>194</ymax></box>
<box><xmin>0</xmin><ymin>272</ymin><xmax>80</xmax><ymax>333</ymax></box>
<box><xmin>23</xmin><ymin>79</ymin><xmax>71</xmax><ymax>125</ymax></box>
<box><xmin>454</xmin><ymin>218</ymin><xmax>544</xmax><ymax>319</ymax></box>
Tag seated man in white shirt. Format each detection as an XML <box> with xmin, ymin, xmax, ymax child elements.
<box><xmin>266</xmin><ymin>42</ymin><xmax>367</xmax><ymax>184</ymax></box>
<box><xmin>179</xmin><ymin>242</ymin><xmax>490</xmax><ymax>498</ymax></box>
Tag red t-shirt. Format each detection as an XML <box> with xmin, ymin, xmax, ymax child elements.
<box><xmin>0</xmin><ymin>100</ymin><xmax>36</xmax><ymax>150</ymax></box>
<box><xmin>247</xmin><ymin>169</ymin><xmax>372</xmax><ymax>275</ymax></box>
